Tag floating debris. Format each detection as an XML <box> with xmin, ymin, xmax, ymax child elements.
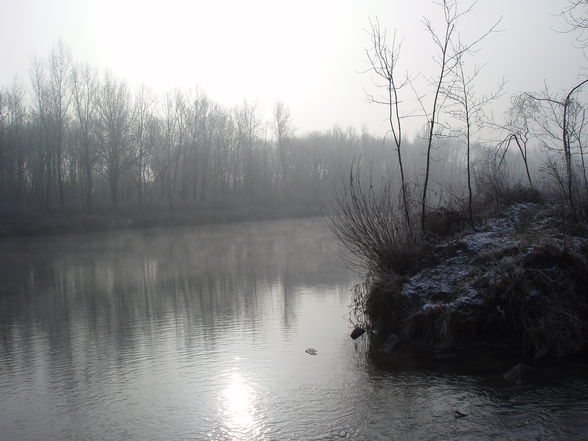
<box><xmin>350</xmin><ymin>327</ymin><xmax>366</xmax><ymax>340</ymax></box>
<box><xmin>454</xmin><ymin>410</ymin><xmax>468</xmax><ymax>419</ymax></box>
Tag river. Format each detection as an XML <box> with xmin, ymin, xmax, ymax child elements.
<box><xmin>1</xmin><ymin>217</ymin><xmax>587</xmax><ymax>440</ymax></box>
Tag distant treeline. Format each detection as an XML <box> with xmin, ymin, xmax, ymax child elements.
<box><xmin>0</xmin><ymin>42</ymin><xmax>553</xmax><ymax>236</ymax></box>
<box><xmin>0</xmin><ymin>43</ymin><xmax>406</xmax><ymax>221</ymax></box>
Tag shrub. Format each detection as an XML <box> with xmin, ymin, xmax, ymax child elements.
<box><xmin>327</xmin><ymin>166</ymin><xmax>423</xmax><ymax>275</ymax></box>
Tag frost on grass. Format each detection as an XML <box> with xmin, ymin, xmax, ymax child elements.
<box><xmin>372</xmin><ymin>203</ymin><xmax>588</xmax><ymax>358</ymax></box>
<box><xmin>402</xmin><ymin>204</ymin><xmax>531</xmax><ymax>308</ymax></box>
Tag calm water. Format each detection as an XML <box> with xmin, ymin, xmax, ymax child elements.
<box><xmin>1</xmin><ymin>217</ymin><xmax>588</xmax><ymax>441</ymax></box>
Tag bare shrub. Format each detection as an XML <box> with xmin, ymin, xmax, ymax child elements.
<box><xmin>474</xmin><ymin>146</ymin><xmax>543</xmax><ymax>214</ymax></box>
<box><xmin>327</xmin><ymin>163</ymin><xmax>422</xmax><ymax>275</ymax></box>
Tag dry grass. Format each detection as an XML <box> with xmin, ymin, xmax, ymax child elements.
<box><xmin>330</xmin><ymin>157</ymin><xmax>588</xmax><ymax>359</ymax></box>
<box><xmin>478</xmin><ymin>243</ymin><xmax>588</xmax><ymax>357</ymax></box>
<box><xmin>327</xmin><ymin>165</ymin><xmax>424</xmax><ymax>275</ymax></box>
<box><xmin>357</xmin><ymin>239</ymin><xmax>588</xmax><ymax>359</ymax></box>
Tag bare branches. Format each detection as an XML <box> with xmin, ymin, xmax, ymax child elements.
<box><xmin>524</xmin><ymin>78</ymin><xmax>588</xmax><ymax>213</ymax></box>
<box><xmin>365</xmin><ymin>17</ymin><xmax>412</xmax><ymax>230</ymax></box>
<box><xmin>561</xmin><ymin>0</ymin><xmax>588</xmax><ymax>50</ymax></box>
<box><xmin>327</xmin><ymin>161</ymin><xmax>421</xmax><ymax>275</ymax></box>
<box><xmin>419</xmin><ymin>0</ymin><xmax>500</xmax><ymax>232</ymax></box>
<box><xmin>444</xmin><ymin>49</ymin><xmax>504</xmax><ymax>229</ymax></box>
<box><xmin>363</xmin><ymin>1</ymin><xmax>500</xmax><ymax>233</ymax></box>
<box><xmin>273</xmin><ymin>100</ymin><xmax>293</xmax><ymax>195</ymax></box>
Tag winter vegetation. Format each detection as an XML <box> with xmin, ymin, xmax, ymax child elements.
<box><xmin>0</xmin><ymin>37</ymin><xmax>506</xmax><ymax>237</ymax></box>
<box><xmin>329</xmin><ymin>0</ymin><xmax>588</xmax><ymax>361</ymax></box>
<box><xmin>1</xmin><ymin>0</ymin><xmax>588</xmax><ymax>361</ymax></box>
<box><xmin>0</xmin><ymin>43</ymin><xmax>403</xmax><ymax>236</ymax></box>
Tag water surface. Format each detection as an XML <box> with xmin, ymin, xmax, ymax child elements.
<box><xmin>1</xmin><ymin>218</ymin><xmax>587</xmax><ymax>440</ymax></box>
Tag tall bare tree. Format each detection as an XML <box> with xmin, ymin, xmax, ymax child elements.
<box><xmin>525</xmin><ymin>79</ymin><xmax>588</xmax><ymax>213</ymax></box>
<box><xmin>95</xmin><ymin>73</ymin><xmax>135</xmax><ymax>210</ymax></box>
<box><xmin>417</xmin><ymin>0</ymin><xmax>499</xmax><ymax>231</ymax></box>
<box><xmin>48</xmin><ymin>41</ymin><xmax>72</xmax><ymax>207</ymax></box>
<box><xmin>445</xmin><ymin>50</ymin><xmax>503</xmax><ymax>229</ymax></box>
<box><xmin>494</xmin><ymin>94</ymin><xmax>536</xmax><ymax>189</ymax></box>
<box><xmin>234</xmin><ymin>101</ymin><xmax>260</xmax><ymax>200</ymax></box>
<box><xmin>30</xmin><ymin>58</ymin><xmax>53</xmax><ymax>207</ymax></box>
<box><xmin>132</xmin><ymin>85</ymin><xmax>156</xmax><ymax>208</ymax></box>
<box><xmin>0</xmin><ymin>82</ymin><xmax>27</xmax><ymax>201</ymax></box>
<box><xmin>365</xmin><ymin>18</ymin><xmax>412</xmax><ymax>230</ymax></box>
<box><xmin>273</xmin><ymin>100</ymin><xmax>292</xmax><ymax>197</ymax></box>
<box><xmin>71</xmin><ymin>63</ymin><xmax>99</xmax><ymax>209</ymax></box>
<box><xmin>188</xmin><ymin>93</ymin><xmax>211</xmax><ymax>203</ymax></box>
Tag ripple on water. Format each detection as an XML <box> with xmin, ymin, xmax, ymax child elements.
<box><xmin>1</xmin><ymin>219</ymin><xmax>588</xmax><ymax>440</ymax></box>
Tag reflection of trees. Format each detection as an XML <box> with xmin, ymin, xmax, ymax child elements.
<box><xmin>0</xmin><ymin>218</ymin><xmax>355</xmax><ymax>390</ymax></box>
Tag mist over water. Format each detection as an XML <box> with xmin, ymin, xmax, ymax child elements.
<box><xmin>1</xmin><ymin>0</ymin><xmax>588</xmax><ymax>438</ymax></box>
<box><xmin>0</xmin><ymin>218</ymin><xmax>587</xmax><ymax>440</ymax></box>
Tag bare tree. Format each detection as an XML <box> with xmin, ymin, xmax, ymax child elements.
<box><xmin>0</xmin><ymin>89</ymin><xmax>5</xmax><ymax>196</ymax></box>
<box><xmin>365</xmin><ymin>18</ymin><xmax>412</xmax><ymax>230</ymax></box>
<box><xmin>0</xmin><ymin>81</ymin><xmax>27</xmax><ymax>201</ymax></box>
<box><xmin>189</xmin><ymin>92</ymin><xmax>211</xmax><ymax>203</ymax></box>
<box><xmin>0</xmin><ymin>42</ymin><xmax>483</xmax><ymax>222</ymax></box>
<box><xmin>208</xmin><ymin>104</ymin><xmax>234</xmax><ymax>198</ymax></box>
<box><xmin>156</xmin><ymin>91</ymin><xmax>186</xmax><ymax>209</ymax></box>
<box><xmin>95</xmin><ymin>73</ymin><xmax>135</xmax><ymax>210</ymax></box>
<box><xmin>572</xmin><ymin>106</ymin><xmax>588</xmax><ymax>194</ymax></box>
<box><xmin>445</xmin><ymin>50</ymin><xmax>503</xmax><ymax>228</ymax></box>
<box><xmin>234</xmin><ymin>101</ymin><xmax>260</xmax><ymax>200</ymax></box>
<box><xmin>30</xmin><ymin>58</ymin><xmax>54</xmax><ymax>207</ymax></box>
<box><xmin>273</xmin><ymin>100</ymin><xmax>292</xmax><ymax>197</ymax></box>
<box><xmin>71</xmin><ymin>63</ymin><xmax>99</xmax><ymax>209</ymax></box>
<box><xmin>525</xmin><ymin>78</ymin><xmax>588</xmax><ymax>212</ymax></box>
<box><xmin>417</xmin><ymin>0</ymin><xmax>500</xmax><ymax>231</ymax></box>
<box><xmin>561</xmin><ymin>0</ymin><xmax>588</xmax><ymax>50</ymax></box>
<box><xmin>494</xmin><ymin>94</ymin><xmax>536</xmax><ymax>189</ymax></box>
<box><xmin>563</xmin><ymin>81</ymin><xmax>588</xmax><ymax>210</ymax></box>
<box><xmin>48</xmin><ymin>41</ymin><xmax>72</xmax><ymax>207</ymax></box>
<box><xmin>132</xmin><ymin>85</ymin><xmax>156</xmax><ymax>208</ymax></box>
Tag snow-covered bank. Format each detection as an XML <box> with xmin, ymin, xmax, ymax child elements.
<box><xmin>365</xmin><ymin>203</ymin><xmax>588</xmax><ymax>360</ymax></box>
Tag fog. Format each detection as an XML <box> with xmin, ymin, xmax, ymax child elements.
<box><xmin>0</xmin><ymin>0</ymin><xmax>586</xmax><ymax>231</ymax></box>
<box><xmin>0</xmin><ymin>0</ymin><xmax>582</xmax><ymax>135</ymax></box>
<box><xmin>3</xmin><ymin>3</ymin><xmax>588</xmax><ymax>439</ymax></box>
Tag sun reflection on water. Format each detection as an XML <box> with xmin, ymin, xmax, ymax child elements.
<box><xmin>220</xmin><ymin>367</ymin><xmax>263</xmax><ymax>439</ymax></box>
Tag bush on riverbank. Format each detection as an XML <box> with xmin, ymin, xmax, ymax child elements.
<box><xmin>345</xmin><ymin>199</ymin><xmax>588</xmax><ymax>360</ymax></box>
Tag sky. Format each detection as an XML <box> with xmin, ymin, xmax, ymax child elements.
<box><xmin>0</xmin><ymin>0</ymin><xmax>584</xmax><ymax>137</ymax></box>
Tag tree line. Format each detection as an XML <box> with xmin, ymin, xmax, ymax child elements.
<box><xmin>3</xmin><ymin>1</ymin><xmax>587</xmax><ymax>233</ymax></box>
<box><xmin>0</xmin><ymin>42</ymin><xmax>405</xmax><ymax>219</ymax></box>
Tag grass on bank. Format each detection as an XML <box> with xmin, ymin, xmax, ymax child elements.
<box><xmin>329</xmin><ymin>167</ymin><xmax>588</xmax><ymax>359</ymax></box>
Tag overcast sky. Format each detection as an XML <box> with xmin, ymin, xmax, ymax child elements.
<box><xmin>0</xmin><ymin>0</ymin><xmax>583</xmax><ymax>137</ymax></box>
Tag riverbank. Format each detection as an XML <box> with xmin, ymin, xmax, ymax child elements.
<box><xmin>358</xmin><ymin>201</ymin><xmax>588</xmax><ymax>362</ymax></box>
<box><xmin>0</xmin><ymin>204</ymin><xmax>323</xmax><ymax>238</ymax></box>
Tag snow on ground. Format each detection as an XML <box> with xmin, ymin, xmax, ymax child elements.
<box><xmin>401</xmin><ymin>203</ymin><xmax>581</xmax><ymax>310</ymax></box>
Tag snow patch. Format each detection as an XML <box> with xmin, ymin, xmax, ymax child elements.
<box><xmin>401</xmin><ymin>202</ymin><xmax>565</xmax><ymax>311</ymax></box>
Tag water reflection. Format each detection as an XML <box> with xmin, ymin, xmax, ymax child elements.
<box><xmin>1</xmin><ymin>218</ymin><xmax>588</xmax><ymax>441</ymax></box>
<box><xmin>0</xmin><ymin>218</ymin><xmax>348</xmax><ymax>365</ymax></box>
<box><xmin>220</xmin><ymin>368</ymin><xmax>258</xmax><ymax>438</ymax></box>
